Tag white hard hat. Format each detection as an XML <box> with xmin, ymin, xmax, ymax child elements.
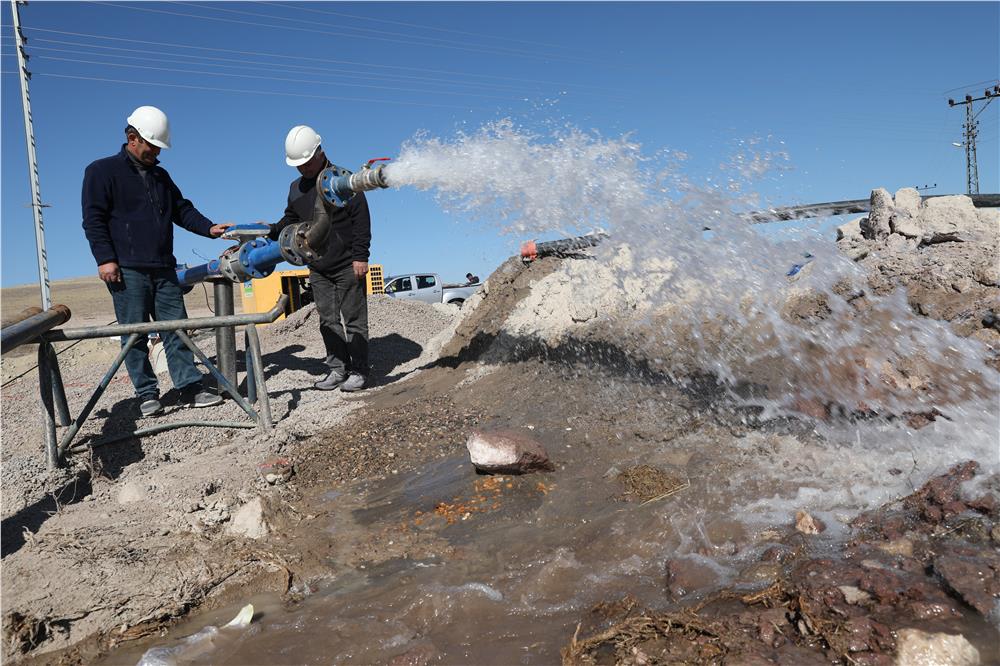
<box><xmin>285</xmin><ymin>125</ymin><xmax>322</xmax><ymax>166</ymax></box>
<box><xmin>126</xmin><ymin>106</ymin><xmax>171</xmax><ymax>149</ymax></box>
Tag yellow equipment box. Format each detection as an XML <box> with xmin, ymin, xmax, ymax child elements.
<box><xmin>241</xmin><ymin>264</ymin><xmax>384</xmax><ymax>322</ymax></box>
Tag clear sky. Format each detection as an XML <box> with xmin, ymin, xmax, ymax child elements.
<box><xmin>2</xmin><ymin>1</ymin><xmax>998</xmax><ymax>290</ymax></box>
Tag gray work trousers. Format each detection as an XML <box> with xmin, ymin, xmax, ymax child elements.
<box><xmin>310</xmin><ymin>264</ymin><xmax>369</xmax><ymax>376</ymax></box>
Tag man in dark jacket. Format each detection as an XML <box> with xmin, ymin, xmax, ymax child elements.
<box><xmin>82</xmin><ymin>106</ymin><xmax>231</xmax><ymax>417</ymax></box>
<box><xmin>270</xmin><ymin>125</ymin><xmax>371</xmax><ymax>392</ymax></box>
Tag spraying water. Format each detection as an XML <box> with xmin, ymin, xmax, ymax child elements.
<box><xmin>383</xmin><ymin>119</ymin><xmax>998</xmax><ymax>423</ymax></box>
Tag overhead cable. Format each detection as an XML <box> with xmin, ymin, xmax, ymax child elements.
<box><xmin>12</xmin><ymin>70</ymin><xmax>497</xmax><ymax>110</ymax></box>
<box><xmin>2</xmin><ymin>39</ymin><xmax>606</xmax><ymax>97</ymax></box>
<box><xmin>169</xmin><ymin>1</ymin><xmax>593</xmax><ymax>62</ymax></box>
<box><xmin>256</xmin><ymin>0</ymin><xmax>588</xmax><ymax>52</ymax></box>
<box><xmin>30</xmin><ymin>54</ymin><xmax>526</xmax><ymax>101</ymax></box>
<box><xmin>91</xmin><ymin>2</ymin><xmax>598</xmax><ymax>65</ymax></box>
<box><xmin>21</xmin><ymin>26</ymin><xmax>614</xmax><ymax>92</ymax></box>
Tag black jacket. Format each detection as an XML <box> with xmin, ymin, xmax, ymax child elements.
<box><xmin>81</xmin><ymin>146</ymin><xmax>215</xmax><ymax>268</ymax></box>
<box><xmin>269</xmin><ymin>166</ymin><xmax>371</xmax><ymax>274</ymax></box>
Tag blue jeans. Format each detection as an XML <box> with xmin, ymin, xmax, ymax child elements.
<box><xmin>108</xmin><ymin>267</ymin><xmax>203</xmax><ymax>399</ymax></box>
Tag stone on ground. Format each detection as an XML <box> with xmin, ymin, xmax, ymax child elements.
<box><xmin>465</xmin><ymin>429</ymin><xmax>554</xmax><ymax>474</ymax></box>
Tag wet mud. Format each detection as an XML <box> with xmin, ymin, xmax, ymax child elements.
<box><xmin>96</xmin><ymin>355</ymin><xmax>998</xmax><ymax>665</ymax></box>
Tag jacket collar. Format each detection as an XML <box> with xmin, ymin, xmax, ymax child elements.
<box><xmin>119</xmin><ymin>144</ymin><xmax>160</xmax><ymax>168</ymax></box>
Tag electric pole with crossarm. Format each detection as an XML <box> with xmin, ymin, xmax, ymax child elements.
<box><xmin>948</xmin><ymin>84</ymin><xmax>999</xmax><ymax>195</ymax></box>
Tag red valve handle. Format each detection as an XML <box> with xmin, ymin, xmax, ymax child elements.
<box><xmin>364</xmin><ymin>157</ymin><xmax>392</xmax><ymax>168</ymax></box>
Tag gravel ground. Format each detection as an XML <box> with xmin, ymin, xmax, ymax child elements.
<box><xmin>0</xmin><ymin>293</ymin><xmax>463</xmax><ymax>662</ymax></box>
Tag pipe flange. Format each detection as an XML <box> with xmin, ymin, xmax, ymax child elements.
<box><xmin>289</xmin><ymin>220</ymin><xmax>322</xmax><ymax>264</ymax></box>
<box><xmin>319</xmin><ymin>165</ymin><xmax>355</xmax><ymax>208</ymax></box>
<box><xmin>218</xmin><ymin>244</ymin><xmax>248</xmax><ymax>283</ymax></box>
<box><xmin>238</xmin><ymin>239</ymin><xmax>276</xmax><ymax>280</ymax></box>
<box><xmin>278</xmin><ymin>224</ymin><xmax>308</xmax><ymax>266</ymax></box>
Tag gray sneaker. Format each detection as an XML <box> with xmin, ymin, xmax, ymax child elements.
<box><xmin>139</xmin><ymin>397</ymin><xmax>163</xmax><ymax>417</ymax></box>
<box><xmin>340</xmin><ymin>373</ymin><xmax>367</xmax><ymax>392</ymax></box>
<box><xmin>179</xmin><ymin>385</ymin><xmax>223</xmax><ymax>408</ymax></box>
<box><xmin>315</xmin><ymin>369</ymin><xmax>347</xmax><ymax>391</ymax></box>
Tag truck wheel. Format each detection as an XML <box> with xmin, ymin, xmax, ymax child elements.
<box><xmin>447</xmin><ymin>299</ymin><xmax>465</xmax><ymax>306</ymax></box>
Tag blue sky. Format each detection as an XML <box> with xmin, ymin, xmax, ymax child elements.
<box><xmin>2</xmin><ymin>1</ymin><xmax>997</xmax><ymax>289</ymax></box>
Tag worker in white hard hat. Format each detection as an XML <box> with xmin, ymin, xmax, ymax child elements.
<box><xmin>269</xmin><ymin>125</ymin><xmax>373</xmax><ymax>392</ymax></box>
<box><xmin>82</xmin><ymin>105</ymin><xmax>232</xmax><ymax>417</ymax></box>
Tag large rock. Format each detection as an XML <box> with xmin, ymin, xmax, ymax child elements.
<box><xmin>894</xmin><ymin>628</ymin><xmax>980</xmax><ymax>666</ymax></box>
<box><xmin>918</xmin><ymin>195</ymin><xmax>982</xmax><ymax>244</ymax></box>
<box><xmin>890</xmin><ymin>188</ymin><xmax>923</xmax><ymax>239</ymax></box>
<box><xmin>893</xmin><ymin>187</ymin><xmax>922</xmax><ymax>218</ymax></box>
<box><xmin>836</xmin><ymin>217</ymin><xmax>863</xmax><ymax>241</ymax></box>
<box><xmin>860</xmin><ymin>188</ymin><xmax>894</xmax><ymax>240</ymax></box>
<box><xmin>465</xmin><ymin>429</ymin><xmax>554</xmax><ymax>474</ymax></box>
<box><xmin>227</xmin><ymin>497</ymin><xmax>269</xmax><ymax>539</ymax></box>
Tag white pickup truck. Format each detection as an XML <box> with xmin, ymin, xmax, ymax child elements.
<box><xmin>383</xmin><ymin>273</ymin><xmax>481</xmax><ymax>305</ymax></box>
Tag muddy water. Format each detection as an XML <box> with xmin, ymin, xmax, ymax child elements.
<box><xmin>108</xmin><ymin>363</ymin><xmax>997</xmax><ymax>665</ymax></box>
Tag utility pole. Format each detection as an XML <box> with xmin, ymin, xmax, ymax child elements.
<box><xmin>11</xmin><ymin>0</ymin><xmax>51</xmax><ymax>309</ymax></box>
<box><xmin>948</xmin><ymin>84</ymin><xmax>999</xmax><ymax>195</ymax></box>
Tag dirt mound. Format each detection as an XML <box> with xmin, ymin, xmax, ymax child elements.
<box><xmin>838</xmin><ymin>188</ymin><xmax>999</xmax><ymax>354</ymax></box>
<box><xmin>434</xmin><ymin>192</ymin><xmax>998</xmax><ymax>419</ymax></box>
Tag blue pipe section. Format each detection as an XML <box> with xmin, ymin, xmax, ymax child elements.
<box><xmin>242</xmin><ymin>239</ymin><xmax>285</xmax><ymax>279</ymax></box>
<box><xmin>177</xmin><ymin>259</ymin><xmax>221</xmax><ymax>286</ymax></box>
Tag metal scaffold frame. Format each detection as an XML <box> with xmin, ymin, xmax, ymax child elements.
<box><xmin>28</xmin><ymin>295</ymin><xmax>288</xmax><ymax>469</ymax></box>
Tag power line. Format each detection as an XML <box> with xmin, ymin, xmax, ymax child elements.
<box><xmin>169</xmin><ymin>1</ymin><xmax>593</xmax><ymax>62</ymax></box>
<box><xmin>941</xmin><ymin>79</ymin><xmax>1000</xmax><ymax>96</ymax></box>
<box><xmin>88</xmin><ymin>2</ymin><xmax>599</xmax><ymax>65</ymax></box>
<box><xmin>18</xmin><ymin>27</ymin><xmax>614</xmax><ymax>92</ymax></box>
<box><xmin>256</xmin><ymin>1</ymin><xmax>587</xmax><ymax>53</ymax></box>
<box><xmin>0</xmin><ymin>38</ymin><xmax>612</xmax><ymax>98</ymax></box>
<box><xmin>22</xmin><ymin>53</ymin><xmax>530</xmax><ymax>102</ymax></box>
<box><xmin>2</xmin><ymin>70</ymin><xmax>500</xmax><ymax>110</ymax></box>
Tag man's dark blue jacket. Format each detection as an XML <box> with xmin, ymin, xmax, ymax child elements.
<box><xmin>82</xmin><ymin>145</ymin><xmax>214</xmax><ymax>268</ymax></box>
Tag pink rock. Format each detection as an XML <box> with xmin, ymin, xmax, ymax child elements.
<box><xmin>465</xmin><ymin>429</ymin><xmax>554</xmax><ymax>475</ymax></box>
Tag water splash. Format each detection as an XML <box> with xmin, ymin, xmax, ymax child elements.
<box><xmin>384</xmin><ymin>120</ymin><xmax>998</xmax><ymax>422</ymax></box>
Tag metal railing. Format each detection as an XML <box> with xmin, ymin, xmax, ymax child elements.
<box><xmin>33</xmin><ymin>295</ymin><xmax>288</xmax><ymax>468</ymax></box>
<box><xmin>1</xmin><ymin>304</ymin><xmax>72</xmax><ymax>353</ymax></box>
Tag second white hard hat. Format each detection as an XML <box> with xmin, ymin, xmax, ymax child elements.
<box><xmin>126</xmin><ymin>106</ymin><xmax>171</xmax><ymax>149</ymax></box>
<box><xmin>285</xmin><ymin>125</ymin><xmax>322</xmax><ymax>166</ymax></box>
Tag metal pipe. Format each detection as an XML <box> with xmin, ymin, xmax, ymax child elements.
<box><xmin>212</xmin><ymin>280</ymin><xmax>237</xmax><ymax>392</ymax></box>
<box><xmin>245</xmin><ymin>323</ymin><xmax>272</xmax><ymax>430</ymax></box>
<box><xmin>176</xmin><ymin>259</ymin><xmax>221</xmax><ymax>285</ymax></box>
<box><xmin>1</xmin><ymin>304</ymin><xmax>71</xmax><ymax>353</ymax></box>
<box><xmin>319</xmin><ymin>163</ymin><xmax>389</xmax><ymax>208</ymax></box>
<box><xmin>37</xmin><ymin>340</ymin><xmax>58</xmax><ymax>468</ymax></box>
<box><xmin>244</xmin><ymin>330</ymin><xmax>256</xmax><ymax>404</ymax></box>
<box><xmin>744</xmin><ymin>192</ymin><xmax>1000</xmax><ymax>223</ymax></box>
<box><xmin>68</xmin><ymin>420</ymin><xmax>256</xmax><ymax>452</ymax></box>
<box><xmin>175</xmin><ymin>329</ymin><xmax>259</xmax><ymax>423</ymax></box>
<box><xmin>2</xmin><ymin>306</ymin><xmax>42</xmax><ymax>328</ymax></box>
<box><xmin>43</xmin><ymin>295</ymin><xmax>288</xmax><ymax>342</ymax></box>
<box><xmin>57</xmin><ymin>333</ymin><xmax>141</xmax><ymax>455</ymax></box>
<box><xmin>517</xmin><ymin>193</ymin><xmax>1000</xmax><ymax>261</ymax></box>
<box><xmin>45</xmin><ymin>342</ymin><xmax>70</xmax><ymax>426</ymax></box>
<box><xmin>521</xmin><ymin>232</ymin><xmax>609</xmax><ymax>262</ymax></box>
